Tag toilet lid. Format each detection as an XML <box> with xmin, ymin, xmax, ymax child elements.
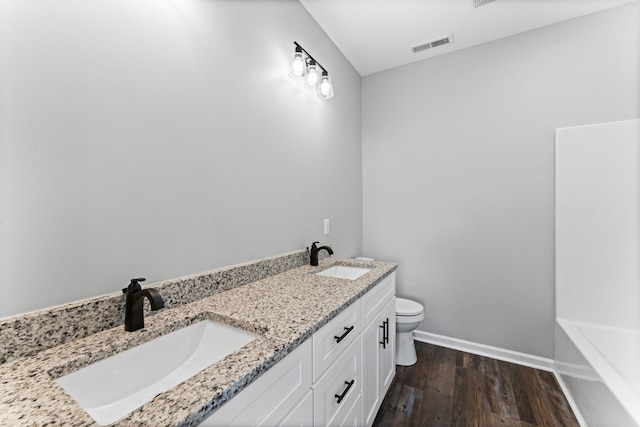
<box><xmin>396</xmin><ymin>298</ymin><xmax>424</xmax><ymax>316</ymax></box>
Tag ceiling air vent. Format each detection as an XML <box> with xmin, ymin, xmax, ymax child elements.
<box><xmin>473</xmin><ymin>0</ymin><xmax>497</xmax><ymax>8</ymax></box>
<box><xmin>411</xmin><ymin>34</ymin><xmax>454</xmax><ymax>54</ymax></box>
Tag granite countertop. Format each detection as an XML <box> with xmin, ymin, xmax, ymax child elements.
<box><xmin>0</xmin><ymin>257</ymin><xmax>397</xmax><ymax>426</ymax></box>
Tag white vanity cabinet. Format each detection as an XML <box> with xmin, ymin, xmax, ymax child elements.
<box><xmin>361</xmin><ymin>274</ymin><xmax>396</xmax><ymax>427</ymax></box>
<box><xmin>202</xmin><ymin>272</ymin><xmax>396</xmax><ymax>427</ymax></box>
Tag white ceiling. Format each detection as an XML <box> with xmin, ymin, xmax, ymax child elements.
<box><xmin>300</xmin><ymin>0</ymin><xmax>637</xmax><ymax>76</ymax></box>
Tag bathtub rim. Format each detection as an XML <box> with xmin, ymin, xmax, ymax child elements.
<box><xmin>557</xmin><ymin>318</ymin><xmax>640</xmax><ymax>426</ymax></box>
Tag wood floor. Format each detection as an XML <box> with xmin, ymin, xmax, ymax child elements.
<box><xmin>372</xmin><ymin>341</ymin><xmax>579</xmax><ymax>427</ymax></box>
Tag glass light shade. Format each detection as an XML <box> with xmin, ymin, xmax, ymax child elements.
<box><xmin>291</xmin><ymin>51</ymin><xmax>306</xmax><ymax>78</ymax></box>
<box><xmin>318</xmin><ymin>74</ymin><xmax>334</xmax><ymax>99</ymax></box>
<box><xmin>306</xmin><ymin>63</ymin><xmax>319</xmax><ymax>88</ymax></box>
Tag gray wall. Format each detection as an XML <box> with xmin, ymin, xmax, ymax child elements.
<box><xmin>362</xmin><ymin>3</ymin><xmax>639</xmax><ymax>358</ymax></box>
<box><xmin>0</xmin><ymin>0</ymin><xmax>363</xmax><ymax>318</ymax></box>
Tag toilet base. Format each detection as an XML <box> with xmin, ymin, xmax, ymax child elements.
<box><xmin>396</xmin><ymin>330</ymin><xmax>418</xmax><ymax>366</ymax></box>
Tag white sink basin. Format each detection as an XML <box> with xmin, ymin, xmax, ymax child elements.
<box><xmin>55</xmin><ymin>320</ymin><xmax>259</xmax><ymax>426</ymax></box>
<box><xmin>316</xmin><ymin>265</ymin><xmax>371</xmax><ymax>280</ymax></box>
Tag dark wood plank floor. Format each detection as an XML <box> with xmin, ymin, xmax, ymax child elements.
<box><xmin>373</xmin><ymin>341</ymin><xmax>579</xmax><ymax>427</ymax></box>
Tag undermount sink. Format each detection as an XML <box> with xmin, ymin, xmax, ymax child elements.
<box><xmin>316</xmin><ymin>265</ymin><xmax>371</xmax><ymax>280</ymax></box>
<box><xmin>55</xmin><ymin>320</ymin><xmax>259</xmax><ymax>426</ymax></box>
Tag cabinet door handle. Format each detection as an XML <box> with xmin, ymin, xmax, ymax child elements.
<box><xmin>380</xmin><ymin>318</ymin><xmax>389</xmax><ymax>348</ymax></box>
<box><xmin>385</xmin><ymin>317</ymin><xmax>390</xmax><ymax>345</ymax></box>
<box><xmin>334</xmin><ymin>380</ymin><xmax>355</xmax><ymax>404</ymax></box>
<box><xmin>334</xmin><ymin>326</ymin><xmax>354</xmax><ymax>343</ymax></box>
<box><xmin>379</xmin><ymin>321</ymin><xmax>387</xmax><ymax>349</ymax></box>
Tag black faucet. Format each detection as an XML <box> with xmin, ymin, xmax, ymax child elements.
<box><xmin>122</xmin><ymin>278</ymin><xmax>165</xmax><ymax>332</ymax></box>
<box><xmin>309</xmin><ymin>241</ymin><xmax>334</xmax><ymax>266</ymax></box>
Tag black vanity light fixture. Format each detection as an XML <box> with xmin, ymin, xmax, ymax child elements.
<box><xmin>290</xmin><ymin>41</ymin><xmax>334</xmax><ymax>100</ymax></box>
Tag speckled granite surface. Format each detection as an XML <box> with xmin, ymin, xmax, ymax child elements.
<box><xmin>0</xmin><ymin>254</ymin><xmax>396</xmax><ymax>427</ymax></box>
<box><xmin>0</xmin><ymin>250</ymin><xmax>307</xmax><ymax>364</ymax></box>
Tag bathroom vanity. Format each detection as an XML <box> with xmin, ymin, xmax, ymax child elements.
<box><xmin>0</xmin><ymin>252</ymin><xmax>396</xmax><ymax>426</ymax></box>
<box><xmin>203</xmin><ymin>271</ymin><xmax>396</xmax><ymax>426</ymax></box>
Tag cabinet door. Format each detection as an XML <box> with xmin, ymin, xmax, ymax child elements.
<box><xmin>362</xmin><ymin>297</ymin><xmax>396</xmax><ymax>427</ymax></box>
<box><xmin>379</xmin><ymin>298</ymin><xmax>396</xmax><ymax>395</ymax></box>
<box><xmin>362</xmin><ymin>315</ymin><xmax>382</xmax><ymax>426</ymax></box>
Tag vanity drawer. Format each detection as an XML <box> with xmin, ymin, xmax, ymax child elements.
<box><xmin>360</xmin><ymin>273</ymin><xmax>395</xmax><ymax>327</ymax></box>
<box><xmin>312</xmin><ymin>301</ymin><xmax>360</xmax><ymax>381</ymax></box>
<box><xmin>342</xmin><ymin>392</ymin><xmax>364</xmax><ymax>427</ymax></box>
<box><xmin>313</xmin><ymin>336</ymin><xmax>362</xmax><ymax>426</ymax></box>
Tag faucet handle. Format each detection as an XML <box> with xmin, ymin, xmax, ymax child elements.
<box><xmin>122</xmin><ymin>278</ymin><xmax>146</xmax><ymax>294</ymax></box>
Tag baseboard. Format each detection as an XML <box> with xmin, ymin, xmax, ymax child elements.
<box><xmin>553</xmin><ymin>371</ymin><xmax>589</xmax><ymax>427</ymax></box>
<box><xmin>413</xmin><ymin>330</ymin><xmax>555</xmax><ymax>372</ymax></box>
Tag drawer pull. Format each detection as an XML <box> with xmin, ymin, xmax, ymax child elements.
<box><xmin>334</xmin><ymin>380</ymin><xmax>355</xmax><ymax>404</ymax></box>
<box><xmin>334</xmin><ymin>326</ymin><xmax>354</xmax><ymax>343</ymax></box>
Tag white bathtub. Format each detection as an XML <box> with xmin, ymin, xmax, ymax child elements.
<box><xmin>556</xmin><ymin>319</ymin><xmax>640</xmax><ymax>426</ymax></box>
<box><xmin>555</xmin><ymin>120</ymin><xmax>640</xmax><ymax>426</ymax></box>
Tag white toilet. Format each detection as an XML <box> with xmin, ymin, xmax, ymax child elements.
<box><xmin>395</xmin><ymin>297</ymin><xmax>425</xmax><ymax>366</ymax></box>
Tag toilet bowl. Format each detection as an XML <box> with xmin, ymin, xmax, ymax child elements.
<box><xmin>395</xmin><ymin>297</ymin><xmax>424</xmax><ymax>366</ymax></box>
